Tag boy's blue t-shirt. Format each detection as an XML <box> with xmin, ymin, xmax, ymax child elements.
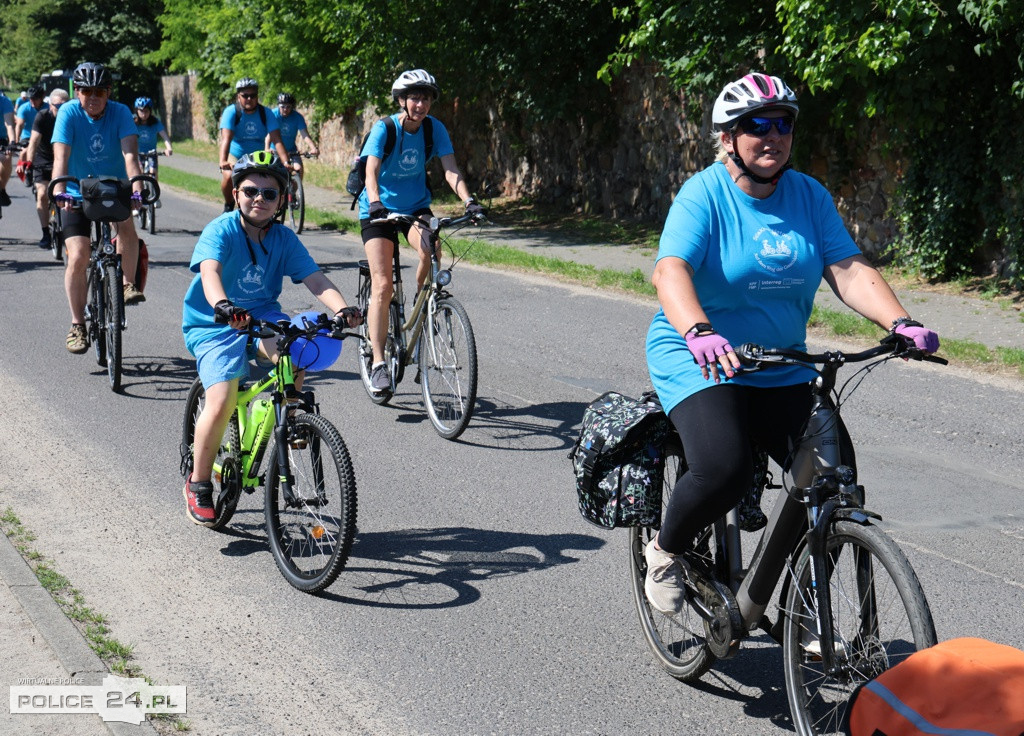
<box><xmin>219</xmin><ymin>104</ymin><xmax>279</xmax><ymax>159</ymax></box>
<box><xmin>272</xmin><ymin>108</ymin><xmax>306</xmax><ymax>152</ymax></box>
<box><xmin>181</xmin><ymin>212</ymin><xmax>320</xmax><ymax>354</ymax></box>
<box><xmin>135</xmin><ymin>118</ymin><xmax>165</xmax><ymax>153</ymax></box>
<box><xmin>51</xmin><ymin>100</ymin><xmax>137</xmax><ymax>196</ymax></box>
<box><xmin>646</xmin><ymin>162</ymin><xmax>862</xmax><ymax>414</ymax></box>
<box><xmin>356</xmin><ymin>114</ymin><xmax>454</xmax><ymax>219</ymax></box>
<box><xmin>16</xmin><ymin>101</ymin><xmax>38</xmax><ymax>140</ymax></box>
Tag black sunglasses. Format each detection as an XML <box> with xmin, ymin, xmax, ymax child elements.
<box><xmin>737</xmin><ymin>116</ymin><xmax>795</xmax><ymax>137</ymax></box>
<box><xmin>239</xmin><ymin>92</ymin><xmax>258</xmax><ymax>100</ymax></box>
<box><xmin>239</xmin><ymin>186</ymin><xmax>279</xmax><ymax>202</ymax></box>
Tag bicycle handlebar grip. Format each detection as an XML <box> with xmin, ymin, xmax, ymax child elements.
<box><xmin>47</xmin><ymin>175</ymin><xmax>79</xmax><ymax>202</ymax></box>
<box><xmin>130</xmin><ymin>174</ymin><xmax>161</xmax><ymax>204</ymax></box>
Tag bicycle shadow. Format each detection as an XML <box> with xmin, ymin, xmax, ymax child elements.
<box><xmin>315</xmin><ymin>526</ymin><xmax>604</xmax><ymax>609</ymax></box>
<box><xmin>116</xmin><ymin>355</ymin><xmax>198</xmax><ymax>399</ymax></box>
<box><xmin>456</xmin><ymin>396</ymin><xmax>587</xmax><ymax>452</ymax></box>
<box><xmin>0</xmin><ymin>255</ymin><xmax>62</xmax><ymax>273</ymax></box>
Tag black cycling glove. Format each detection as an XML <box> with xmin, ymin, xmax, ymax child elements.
<box><xmin>333</xmin><ymin>306</ymin><xmax>362</xmax><ymax>329</ymax></box>
<box><xmin>465</xmin><ymin>198</ymin><xmax>485</xmax><ymax>217</ymax></box>
<box><xmin>368</xmin><ymin>200</ymin><xmax>389</xmax><ymax>220</ymax></box>
<box><xmin>213</xmin><ymin>299</ymin><xmax>249</xmax><ymax>325</ymax></box>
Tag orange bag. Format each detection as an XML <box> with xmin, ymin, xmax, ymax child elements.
<box><xmin>848</xmin><ymin>637</ymin><xmax>1024</xmax><ymax>736</ymax></box>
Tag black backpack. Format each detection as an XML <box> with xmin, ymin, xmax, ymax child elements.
<box><xmin>231</xmin><ymin>101</ymin><xmax>267</xmax><ymax>129</ymax></box>
<box><xmin>346</xmin><ymin>116</ymin><xmax>433</xmax><ymax>209</ymax></box>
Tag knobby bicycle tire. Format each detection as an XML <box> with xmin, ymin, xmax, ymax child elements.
<box><xmin>265</xmin><ymin>413</ymin><xmax>357</xmax><ymax>593</ymax></box>
<box><xmin>147</xmin><ymin>202</ymin><xmax>156</xmax><ymax>235</ymax></box>
<box><xmin>629</xmin><ymin>441</ymin><xmax>717</xmax><ymax>681</ymax></box>
<box><xmin>103</xmin><ymin>262</ymin><xmax>123</xmax><ymax>391</ymax></box>
<box><xmin>782</xmin><ymin>520</ymin><xmax>937</xmax><ymax>736</ymax></box>
<box><xmin>180</xmin><ymin>377</ymin><xmax>242</xmax><ymax>530</ymax></box>
<box><xmin>89</xmin><ymin>265</ymin><xmax>106</xmax><ymax>367</ymax></box>
<box><xmin>419</xmin><ymin>296</ymin><xmax>478</xmax><ymax>440</ymax></box>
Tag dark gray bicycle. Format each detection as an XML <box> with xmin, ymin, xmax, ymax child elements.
<box><xmin>630</xmin><ymin>335</ymin><xmax>946</xmax><ymax>735</ymax></box>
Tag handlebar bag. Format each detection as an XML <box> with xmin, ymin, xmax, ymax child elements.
<box><xmin>80</xmin><ymin>177</ymin><xmax>132</xmax><ymax>222</ymax></box>
<box><xmin>847</xmin><ymin>637</ymin><xmax>1024</xmax><ymax>736</ymax></box>
<box><xmin>569</xmin><ymin>391</ymin><xmax>671</xmax><ymax>529</ymax></box>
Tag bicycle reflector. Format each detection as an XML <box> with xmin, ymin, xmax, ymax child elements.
<box><xmin>290</xmin><ymin>311</ymin><xmax>342</xmax><ymax>371</ymax></box>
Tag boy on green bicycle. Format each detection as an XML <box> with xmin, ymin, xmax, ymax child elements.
<box><xmin>181</xmin><ymin>151</ymin><xmax>361</xmax><ymax>526</ymax></box>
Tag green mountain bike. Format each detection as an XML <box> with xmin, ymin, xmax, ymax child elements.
<box><xmin>180</xmin><ymin>314</ymin><xmax>362</xmax><ymax>593</ymax></box>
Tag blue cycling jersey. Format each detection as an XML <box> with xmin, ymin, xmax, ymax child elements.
<box><xmin>272</xmin><ymin>108</ymin><xmax>306</xmax><ymax>152</ymax></box>
<box><xmin>51</xmin><ymin>99</ymin><xmax>137</xmax><ymax>196</ymax></box>
<box><xmin>219</xmin><ymin>104</ymin><xmax>279</xmax><ymax>159</ymax></box>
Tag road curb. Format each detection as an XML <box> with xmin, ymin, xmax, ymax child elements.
<box><xmin>1</xmin><ymin>532</ymin><xmax>158</xmax><ymax>735</ymax></box>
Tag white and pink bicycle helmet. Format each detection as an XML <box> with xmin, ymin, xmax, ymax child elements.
<box><xmin>712</xmin><ymin>73</ymin><xmax>799</xmax><ymax>131</ymax></box>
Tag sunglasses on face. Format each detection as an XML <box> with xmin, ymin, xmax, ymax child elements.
<box><xmin>239</xmin><ymin>185</ymin><xmax>279</xmax><ymax>202</ymax></box>
<box><xmin>239</xmin><ymin>92</ymin><xmax>258</xmax><ymax>100</ymax></box>
<box><xmin>78</xmin><ymin>87</ymin><xmax>109</xmax><ymax>98</ymax></box>
<box><xmin>736</xmin><ymin>116</ymin><xmax>795</xmax><ymax>137</ymax></box>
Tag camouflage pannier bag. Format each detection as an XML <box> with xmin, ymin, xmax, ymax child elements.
<box><xmin>569</xmin><ymin>391</ymin><xmax>671</xmax><ymax>529</ymax></box>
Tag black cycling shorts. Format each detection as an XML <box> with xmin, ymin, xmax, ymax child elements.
<box><xmin>360</xmin><ymin>207</ymin><xmax>432</xmax><ymax>246</ymax></box>
<box><xmin>58</xmin><ymin>208</ymin><xmax>94</xmax><ymax>239</ymax></box>
<box><xmin>31</xmin><ymin>167</ymin><xmax>53</xmax><ymax>186</ymax></box>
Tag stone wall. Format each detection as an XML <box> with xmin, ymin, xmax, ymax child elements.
<box><xmin>164</xmin><ymin>69</ymin><xmax>897</xmax><ymax>258</ymax></box>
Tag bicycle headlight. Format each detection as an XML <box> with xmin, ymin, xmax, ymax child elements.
<box><xmin>435</xmin><ymin>269</ymin><xmax>452</xmax><ymax>287</ymax></box>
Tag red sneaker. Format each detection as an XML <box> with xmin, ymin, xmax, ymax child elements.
<box><xmin>183</xmin><ymin>478</ymin><xmax>216</xmax><ymax>527</ymax></box>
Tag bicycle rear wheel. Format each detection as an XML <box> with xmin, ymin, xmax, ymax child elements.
<box><xmin>418</xmin><ymin>296</ymin><xmax>477</xmax><ymax>440</ymax></box>
<box><xmin>179</xmin><ymin>377</ymin><xmax>242</xmax><ymax>530</ymax></box>
<box><xmin>782</xmin><ymin>520</ymin><xmax>937</xmax><ymax>736</ymax></box>
<box><xmin>356</xmin><ymin>298</ymin><xmax>401</xmax><ymax>405</ymax></box>
<box><xmin>629</xmin><ymin>440</ymin><xmax>717</xmax><ymax>681</ymax></box>
<box><xmin>287</xmin><ymin>175</ymin><xmax>304</xmax><ymax>234</ymax></box>
<box><xmin>49</xmin><ymin>204</ymin><xmax>63</xmax><ymax>262</ymax></box>
<box><xmin>103</xmin><ymin>262</ymin><xmax>123</xmax><ymax>391</ymax></box>
<box><xmin>265</xmin><ymin>413</ymin><xmax>357</xmax><ymax>593</ymax></box>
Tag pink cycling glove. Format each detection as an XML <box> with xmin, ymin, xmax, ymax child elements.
<box><xmin>687</xmin><ymin>332</ymin><xmax>734</xmax><ymax>368</ymax></box>
<box><xmin>893</xmin><ymin>322</ymin><xmax>940</xmax><ymax>354</ymax></box>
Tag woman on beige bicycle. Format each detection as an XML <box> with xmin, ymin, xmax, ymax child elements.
<box><xmin>643</xmin><ymin>72</ymin><xmax>940</xmax><ymax>614</ymax></box>
<box><xmin>358</xmin><ymin>69</ymin><xmax>483</xmax><ymax>394</ymax></box>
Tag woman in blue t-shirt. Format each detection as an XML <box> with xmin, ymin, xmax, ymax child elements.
<box><xmin>133</xmin><ymin>97</ymin><xmax>173</xmax><ymax>165</ymax></box>
<box><xmin>642</xmin><ymin>73</ymin><xmax>941</xmax><ymax>615</ymax></box>
<box><xmin>358</xmin><ymin>69</ymin><xmax>485</xmax><ymax>394</ymax></box>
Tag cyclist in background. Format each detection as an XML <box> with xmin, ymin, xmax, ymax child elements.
<box><xmin>218</xmin><ymin>78</ymin><xmax>291</xmax><ymax>213</ymax></box>
<box><xmin>359</xmin><ymin>68</ymin><xmax>483</xmax><ymax>393</ymax></box>
<box><xmin>15</xmin><ymin>86</ymin><xmax>45</xmax><ymax>144</ymax></box>
<box><xmin>51</xmin><ymin>62</ymin><xmax>146</xmax><ymax>354</ymax></box>
<box><xmin>19</xmin><ymin>88</ymin><xmax>69</xmax><ymax>247</ymax></box>
<box><xmin>270</xmin><ymin>92</ymin><xmax>318</xmax><ymax>179</ymax></box>
<box><xmin>181</xmin><ymin>151</ymin><xmax>361</xmax><ymax>525</ymax></box>
<box><xmin>134</xmin><ymin>96</ymin><xmax>173</xmax><ymax>206</ymax></box>
<box><xmin>0</xmin><ymin>89</ymin><xmax>16</xmax><ymax>207</ymax></box>
<box><xmin>642</xmin><ymin>73</ymin><xmax>940</xmax><ymax>615</ymax></box>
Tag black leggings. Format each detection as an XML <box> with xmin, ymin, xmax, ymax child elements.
<box><xmin>658</xmin><ymin>383</ymin><xmax>815</xmax><ymax>554</ymax></box>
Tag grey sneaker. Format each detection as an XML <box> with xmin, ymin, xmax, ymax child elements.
<box><xmin>369</xmin><ymin>362</ymin><xmax>391</xmax><ymax>393</ymax></box>
<box><xmin>123</xmin><ymin>282</ymin><xmax>145</xmax><ymax>305</ymax></box>
<box><xmin>644</xmin><ymin>539</ymin><xmax>689</xmax><ymax>615</ymax></box>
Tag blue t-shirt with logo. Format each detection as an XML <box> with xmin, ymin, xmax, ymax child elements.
<box><xmin>219</xmin><ymin>104</ymin><xmax>279</xmax><ymax>158</ymax></box>
<box><xmin>51</xmin><ymin>99</ymin><xmax>137</xmax><ymax>196</ymax></box>
<box><xmin>16</xmin><ymin>101</ymin><xmax>38</xmax><ymax>140</ymax></box>
<box><xmin>356</xmin><ymin>114</ymin><xmax>454</xmax><ymax>219</ymax></box>
<box><xmin>0</xmin><ymin>94</ymin><xmax>15</xmax><ymax>139</ymax></box>
<box><xmin>135</xmin><ymin>118</ymin><xmax>165</xmax><ymax>153</ymax></box>
<box><xmin>181</xmin><ymin>212</ymin><xmax>319</xmax><ymax>354</ymax></box>
<box><xmin>646</xmin><ymin>162</ymin><xmax>862</xmax><ymax>414</ymax></box>
<box><xmin>272</xmin><ymin>108</ymin><xmax>306</xmax><ymax>152</ymax></box>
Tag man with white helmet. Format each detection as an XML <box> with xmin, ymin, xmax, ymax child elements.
<box><xmin>641</xmin><ymin>72</ymin><xmax>941</xmax><ymax>614</ymax></box>
<box><xmin>358</xmin><ymin>68</ymin><xmax>483</xmax><ymax>394</ymax></box>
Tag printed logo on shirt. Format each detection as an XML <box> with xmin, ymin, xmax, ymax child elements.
<box><xmin>243</xmin><ymin>121</ymin><xmax>259</xmax><ymax>138</ymax></box>
<box><xmin>89</xmin><ymin>133</ymin><xmax>105</xmax><ymax>155</ymax></box>
<box><xmin>237</xmin><ymin>264</ymin><xmax>266</xmax><ymax>296</ymax></box>
<box><xmin>398</xmin><ymin>148</ymin><xmax>419</xmax><ymax>175</ymax></box>
<box><xmin>753</xmin><ymin>226</ymin><xmax>798</xmax><ymax>274</ymax></box>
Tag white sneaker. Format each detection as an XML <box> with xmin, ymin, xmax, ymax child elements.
<box><xmin>801</xmin><ymin>631</ymin><xmax>848</xmax><ymax>660</ymax></box>
<box><xmin>644</xmin><ymin>540</ymin><xmax>688</xmax><ymax>614</ymax></box>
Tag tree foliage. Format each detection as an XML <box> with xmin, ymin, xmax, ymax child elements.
<box><xmin>602</xmin><ymin>0</ymin><xmax>1024</xmax><ymax>281</ymax></box>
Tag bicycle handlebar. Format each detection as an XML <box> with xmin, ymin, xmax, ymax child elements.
<box><xmin>735</xmin><ymin>335</ymin><xmax>948</xmax><ymax>370</ymax></box>
<box><xmin>47</xmin><ymin>175</ymin><xmax>161</xmax><ymax>206</ymax></box>
<box><xmin>234</xmin><ymin>312</ymin><xmax>365</xmax><ymax>345</ymax></box>
<box><xmin>369</xmin><ymin>211</ymin><xmax>487</xmax><ymax>229</ymax></box>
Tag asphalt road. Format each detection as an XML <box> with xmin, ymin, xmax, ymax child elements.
<box><xmin>1</xmin><ymin>183</ymin><xmax>1022</xmax><ymax>735</ymax></box>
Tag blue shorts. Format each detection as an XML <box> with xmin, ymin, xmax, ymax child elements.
<box><xmin>189</xmin><ymin>310</ymin><xmax>287</xmax><ymax>388</ymax></box>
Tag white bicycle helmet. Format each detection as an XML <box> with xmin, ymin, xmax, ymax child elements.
<box><xmin>712</xmin><ymin>73</ymin><xmax>798</xmax><ymax>131</ymax></box>
<box><xmin>391</xmin><ymin>69</ymin><xmax>440</xmax><ymax>102</ymax></box>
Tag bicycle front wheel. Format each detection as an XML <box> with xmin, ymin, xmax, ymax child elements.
<box><xmin>287</xmin><ymin>175</ymin><xmax>304</xmax><ymax>234</ymax></box>
<box><xmin>782</xmin><ymin>520</ymin><xmax>937</xmax><ymax>736</ymax></box>
<box><xmin>147</xmin><ymin>202</ymin><xmax>156</xmax><ymax>235</ymax></box>
<box><xmin>419</xmin><ymin>296</ymin><xmax>477</xmax><ymax>439</ymax></box>
<box><xmin>49</xmin><ymin>205</ymin><xmax>63</xmax><ymax>262</ymax></box>
<box><xmin>629</xmin><ymin>440</ymin><xmax>717</xmax><ymax>681</ymax></box>
<box><xmin>103</xmin><ymin>262</ymin><xmax>123</xmax><ymax>391</ymax></box>
<box><xmin>265</xmin><ymin>413</ymin><xmax>357</xmax><ymax>593</ymax></box>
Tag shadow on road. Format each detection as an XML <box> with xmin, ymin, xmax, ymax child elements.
<box><xmin>118</xmin><ymin>355</ymin><xmax>198</xmax><ymax>400</ymax></box>
<box><xmin>315</xmin><ymin>526</ymin><xmax>604</xmax><ymax>609</ymax></box>
<box><xmin>456</xmin><ymin>396</ymin><xmax>586</xmax><ymax>451</ymax></box>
